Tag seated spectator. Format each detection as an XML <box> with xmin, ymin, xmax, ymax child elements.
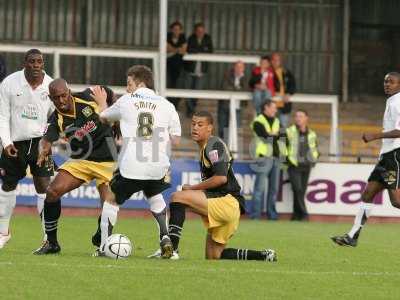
<box><xmin>184</xmin><ymin>22</ymin><xmax>213</xmax><ymax>117</ymax></box>
<box><xmin>167</xmin><ymin>21</ymin><xmax>187</xmax><ymax>109</ymax></box>
<box><xmin>249</xmin><ymin>55</ymin><xmax>276</xmax><ymax>115</ymax></box>
<box><xmin>271</xmin><ymin>52</ymin><xmax>296</xmax><ymax>128</ymax></box>
<box><xmin>0</xmin><ymin>54</ymin><xmax>6</xmax><ymax>82</ymax></box>
<box><xmin>218</xmin><ymin>60</ymin><xmax>248</xmax><ymax>141</ymax></box>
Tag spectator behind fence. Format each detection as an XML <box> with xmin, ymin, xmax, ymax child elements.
<box><xmin>0</xmin><ymin>54</ymin><xmax>6</xmax><ymax>82</ymax></box>
<box><xmin>250</xmin><ymin>101</ymin><xmax>287</xmax><ymax>220</ymax></box>
<box><xmin>286</xmin><ymin>110</ymin><xmax>319</xmax><ymax>221</ymax></box>
<box><xmin>249</xmin><ymin>56</ymin><xmax>276</xmax><ymax>115</ymax></box>
<box><xmin>218</xmin><ymin>60</ymin><xmax>248</xmax><ymax>141</ymax></box>
<box><xmin>271</xmin><ymin>53</ymin><xmax>296</xmax><ymax>128</ymax></box>
<box><xmin>184</xmin><ymin>22</ymin><xmax>213</xmax><ymax>117</ymax></box>
<box><xmin>167</xmin><ymin>21</ymin><xmax>187</xmax><ymax>109</ymax></box>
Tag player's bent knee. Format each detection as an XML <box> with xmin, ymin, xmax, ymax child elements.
<box><xmin>46</xmin><ymin>186</ymin><xmax>62</xmax><ymax>202</ymax></box>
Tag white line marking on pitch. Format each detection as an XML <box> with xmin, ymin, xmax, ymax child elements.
<box><xmin>0</xmin><ymin>261</ymin><xmax>397</xmax><ymax>276</ymax></box>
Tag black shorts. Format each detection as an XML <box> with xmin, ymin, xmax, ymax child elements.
<box><xmin>0</xmin><ymin>137</ymin><xmax>54</xmax><ymax>185</ymax></box>
<box><xmin>110</xmin><ymin>169</ymin><xmax>171</xmax><ymax>205</ymax></box>
<box><xmin>368</xmin><ymin>149</ymin><xmax>400</xmax><ymax>189</ymax></box>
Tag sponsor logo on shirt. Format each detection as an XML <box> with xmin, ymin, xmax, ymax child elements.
<box><xmin>74</xmin><ymin>120</ymin><xmax>97</xmax><ymax>140</ymax></box>
<box><xmin>208</xmin><ymin>150</ymin><xmax>219</xmax><ymax>164</ymax></box>
<box><xmin>82</xmin><ymin>106</ymin><xmax>93</xmax><ymax>118</ymax></box>
<box><xmin>21</xmin><ymin>104</ymin><xmax>39</xmax><ymax>120</ymax></box>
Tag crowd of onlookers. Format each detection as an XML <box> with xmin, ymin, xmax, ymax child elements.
<box><xmin>0</xmin><ymin>22</ymin><xmax>319</xmax><ymax>222</ymax></box>
<box><xmin>166</xmin><ymin>21</ymin><xmax>319</xmax><ymax>222</ymax></box>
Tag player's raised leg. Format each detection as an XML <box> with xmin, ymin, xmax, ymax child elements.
<box><xmin>33</xmin><ymin>170</ymin><xmax>83</xmax><ymax>255</ymax></box>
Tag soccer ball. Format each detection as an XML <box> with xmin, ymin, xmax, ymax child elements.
<box><xmin>103</xmin><ymin>234</ymin><xmax>133</xmax><ymax>259</ymax></box>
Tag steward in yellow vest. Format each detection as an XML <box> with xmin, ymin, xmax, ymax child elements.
<box><xmin>249</xmin><ymin>100</ymin><xmax>285</xmax><ymax>220</ymax></box>
<box><xmin>286</xmin><ymin>110</ymin><xmax>319</xmax><ymax>221</ymax></box>
<box><xmin>286</xmin><ymin>125</ymin><xmax>319</xmax><ymax>167</ymax></box>
<box><xmin>251</xmin><ymin>113</ymin><xmax>287</xmax><ymax>159</ymax></box>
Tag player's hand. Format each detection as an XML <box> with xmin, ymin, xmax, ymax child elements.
<box><xmin>4</xmin><ymin>144</ymin><xmax>18</xmax><ymax>158</ymax></box>
<box><xmin>90</xmin><ymin>85</ymin><xmax>107</xmax><ymax>107</ymax></box>
<box><xmin>182</xmin><ymin>184</ymin><xmax>192</xmax><ymax>191</ymax></box>
<box><xmin>37</xmin><ymin>151</ymin><xmax>50</xmax><ymax>167</ymax></box>
<box><xmin>362</xmin><ymin>133</ymin><xmax>376</xmax><ymax>143</ymax></box>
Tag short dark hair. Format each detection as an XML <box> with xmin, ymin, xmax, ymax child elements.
<box><xmin>295</xmin><ymin>109</ymin><xmax>309</xmax><ymax>116</ymax></box>
<box><xmin>194</xmin><ymin>22</ymin><xmax>205</xmax><ymax>31</ymax></box>
<box><xmin>170</xmin><ymin>21</ymin><xmax>183</xmax><ymax>30</ymax></box>
<box><xmin>126</xmin><ymin>65</ymin><xmax>154</xmax><ymax>89</ymax></box>
<box><xmin>193</xmin><ymin>111</ymin><xmax>213</xmax><ymax>124</ymax></box>
<box><xmin>261</xmin><ymin>100</ymin><xmax>275</xmax><ymax>111</ymax></box>
<box><xmin>386</xmin><ymin>72</ymin><xmax>400</xmax><ymax>81</ymax></box>
<box><xmin>260</xmin><ymin>55</ymin><xmax>271</xmax><ymax>62</ymax></box>
<box><xmin>24</xmin><ymin>49</ymin><xmax>42</xmax><ymax>62</ymax></box>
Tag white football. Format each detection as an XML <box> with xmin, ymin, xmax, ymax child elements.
<box><xmin>103</xmin><ymin>234</ymin><xmax>133</xmax><ymax>259</ymax></box>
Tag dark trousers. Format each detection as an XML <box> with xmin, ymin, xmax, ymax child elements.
<box><xmin>217</xmin><ymin>100</ymin><xmax>241</xmax><ymax>142</ymax></box>
<box><xmin>288</xmin><ymin>166</ymin><xmax>311</xmax><ymax>220</ymax></box>
<box><xmin>185</xmin><ymin>73</ymin><xmax>204</xmax><ymax>116</ymax></box>
<box><xmin>167</xmin><ymin>63</ymin><xmax>182</xmax><ymax>108</ymax></box>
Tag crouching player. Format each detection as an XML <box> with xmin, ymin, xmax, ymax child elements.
<box><xmin>33</xmin><ymin>79</ymin><xmax>117</xmax><ymax>254</ymax></box>
<box><xmin>167</xmin><ymin>111</ymin><xmax>277</xmax><ymax>261</ymax></box>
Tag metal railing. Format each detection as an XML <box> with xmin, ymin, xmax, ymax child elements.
<box><xmin>0</xmin><ymin>43</ymin><xmax>339</xmax><ymax>157</ymax></box>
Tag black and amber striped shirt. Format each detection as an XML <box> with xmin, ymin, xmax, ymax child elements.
<box><xmin>44</xmin><ymin>94</ymin><xmax>115</xmax><ymax>162</ymax></box>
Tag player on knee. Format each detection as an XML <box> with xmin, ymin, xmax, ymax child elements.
<box><xmin>93</xmin><ymin>65</ymin><xmax>181</xmax><ymax>258</ymax></box>
<box><xmin>33</xmin><ymin>79</ymin><xmax>118</xmax><ymax>255</ymax></box>
<box><xmin>332</xmin><ymin>72</ymin><xmax>400</xmax><ymax>247</ymax></box>
<box><xmin>0</xmin><ymin>49</ymin><xmax>54</xmax><ymax>248</ymax></box>
<box><xmin>167</xmin><ymin>111</ymin><xmax>277</xmax><ymax>261</ymax></box>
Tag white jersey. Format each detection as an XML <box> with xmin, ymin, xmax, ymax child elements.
<box><xmin>100</xmin><ymin>87</ymin><xmax>181</xmax><ymax>180</ymax></box>
<box><xmin>381</xmin><ymin>92</ymin><xmax>400</xmax><ymax>155</ymax></box>
<box><xmin>0</xmin><ymin>70</ymin><xmax>53</xmax><ymax>147</ymax></box>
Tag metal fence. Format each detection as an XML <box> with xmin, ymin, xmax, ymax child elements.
<box><xmin>0</xmin><ymin>0</ymin><xmax>343</xmax><ymax>93</ymax></box>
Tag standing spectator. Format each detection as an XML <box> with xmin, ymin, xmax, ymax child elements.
<box><xmin>0</xmin><ymin>54</ymin><xmax>6</xmax><ymax>82</ymax></box>
<box><xmin>184</xmin><ymin>22</ymin><xmax>213</xmax><ymax>117</ymax></box>
<box><xmin>271</xmin><ymin>52</ymin><xmax>296</xmax><ymax>128</ymax></box>
<box><xmin>167</xmin><ymin>21</ymin><xmax>187</xmax><ymax>108</ymax></box>
<box><xmin>249</xmin><ymin>56</ymin><xmax>276</xmax><ymax>115</ymax></box>
<box><xmin>286</xmin><ymin>110</ymin><xmax>319</xmax><ymax>221</ymax></box>
<box><xmin>218</xmin><ymin>60</ymin><xmax>248</xmax><ymax>140</ymax></box>
<box><xmin>250</xmin><ymin>101</ymin><xmax>287</xmax><ymax>220</ymax></box>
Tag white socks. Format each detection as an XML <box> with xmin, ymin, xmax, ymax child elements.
<box><xmin>348</xmin><ymin>202</ymin><xmax>373</xmax><ymax>239</ymax></box>
<box><xmin>100</xmin><ymin>201</ymin><xmax>119</xmax><ymax>247</ymax></box>
<box><xmin>36</xmin><ymin>193</ymin><xmax>47</xmax><ymax>241</ymax></box>
<box><xmin>0</xmin><ymin>189</ymin><xmax>16</xmax><ymax>235</ymax></box>
<box><xmin>146</xmin><ymin>194</ymin><xmax>169</xmax><ymax>241</ymax></box>
<box><xmin>146</xmin><ymin>194</ymin><xmax>166</xmax><ymax>214</ymax></box>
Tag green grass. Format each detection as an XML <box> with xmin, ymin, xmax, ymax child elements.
<box><xmin>1</xmin><ymin>215</ymin><xmax>400</xmax><ymax>300</ymax></box>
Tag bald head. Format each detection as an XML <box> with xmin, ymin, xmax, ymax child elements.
<box><xmin>49</xmin><ymin>78</ymin><xmax>73</xmax><ymax>113</ymax></box>
<box><xmin>49</xmin><ymin>78</ymin><xmax>69</xmax><ymax>93</ymax></box>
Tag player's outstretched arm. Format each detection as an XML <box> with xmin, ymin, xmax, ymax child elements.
<box><xmin>37</xmin><ymin>138</ymin><xmax>52</xmax><ymax>167</ymax></box>
<box><xmin>363</xmin><ymin>130</ymin><xmax>400</xmax><ymax>143</ymax></box>
<box><xmin>182</xmin><ymin>175</ymin><xmax>227</xmax><ymax>191</ymax></box>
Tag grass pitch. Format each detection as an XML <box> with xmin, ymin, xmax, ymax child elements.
<box><xmin>1</xmin><ymin>215</ymin><xmax>400</xmax><ymax>300</ymax></box>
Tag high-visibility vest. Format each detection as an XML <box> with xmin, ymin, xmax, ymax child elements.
<box><xmin>251</xmin><ymin>115</ymin><xmax>287</xmax><ymax>158</ymax></box>
<box><xmin>286</xmin><ymin>125</ymin><xmax>319</xmax><ymax>166</ymax></box>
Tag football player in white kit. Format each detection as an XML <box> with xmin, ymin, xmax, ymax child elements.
<box><xmin>92</xmin><ymin>65</ymin><xmax>181</xmax><ymax>258</ymax></box>
<box><xmin>332</xmin><ymin>72</ymin><xmax>400</xmax><ymax>247</ymax></box>
<box><xmin>0</xmin><ymin>49</ymin><xmax>54</xmax><ymax>248</ymax></box>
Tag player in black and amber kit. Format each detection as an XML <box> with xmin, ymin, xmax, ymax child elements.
<box><xmin>33</xmin><ymin>78</ymin><xmax>117</xmax><ymax>255</ymax></box>
<box><xmin>167</xmin><ymin>111</ymin><xmax>277</xmax><ymax>261</ymax></box>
